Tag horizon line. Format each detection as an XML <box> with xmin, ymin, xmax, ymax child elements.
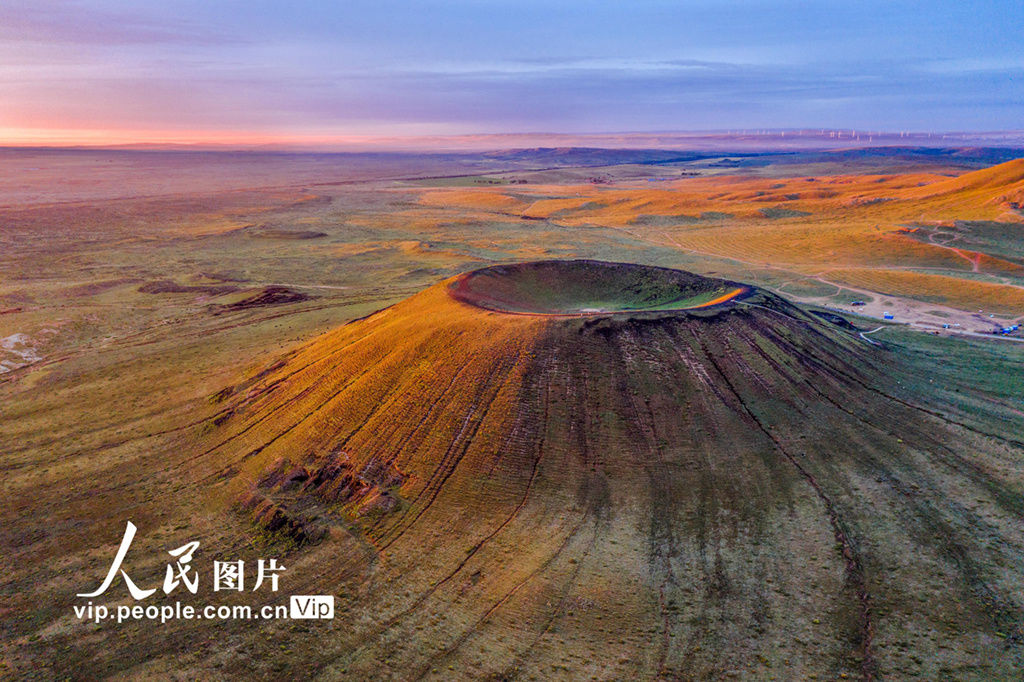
<box><xmin>3</xmin><ymin>128</ymin><xmax>1024</xmax><ymax>154</ymax></box>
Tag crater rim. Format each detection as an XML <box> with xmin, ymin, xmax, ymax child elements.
<box><xmin>448</xmin><ymin>259</ymin><xmax>749</xmax><ymax>317</ymax></box>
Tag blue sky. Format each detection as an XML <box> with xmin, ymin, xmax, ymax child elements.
<box><xmin>1</xmin><ymin>0</ymin><xmax>1022</xmax><ymax>143</ymax></box>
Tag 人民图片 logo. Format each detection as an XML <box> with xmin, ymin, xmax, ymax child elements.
<box><xmin>77</xmin><ymin>521</ymin><xmax>285</xmax><ymax>599</ymax></box>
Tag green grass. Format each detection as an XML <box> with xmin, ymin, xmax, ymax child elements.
<box><xmin>881</xmin><ymin>324</ymin><xmax>1024</xmax><ymax>404</ymax></box>
<box><xmin>777</xmin><ymin>278</ymin><xmax>841</xmax><ymax>298</ymax></box>
<box><xmin>760</xmin><ymin>206</ymin><xmax>812</xmax><ymax>219</ymax></box>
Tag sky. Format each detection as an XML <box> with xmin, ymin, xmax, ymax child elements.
<box><xmin>1</xmin><ymin>0</ymin><xmax>1023</xmax><ymax>147</ymax></box>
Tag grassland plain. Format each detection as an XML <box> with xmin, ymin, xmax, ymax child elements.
<box><xmin>2</xmin><ymin>148</ymin><xmax>1024</xmax><ymax>680</ymax></box>
<box><xmin>411</xmin><ymin>158</ymin><xmax>1024</xmax><ymax>326</ymax></box>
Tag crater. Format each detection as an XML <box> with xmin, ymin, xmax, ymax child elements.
<box><xmin>448</xmin><ymin>259</ymin><xmax>747</xmax><ymax>315</ymax></box>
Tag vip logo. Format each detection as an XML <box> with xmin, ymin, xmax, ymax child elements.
<box><xmin>290</xmin><ymin>595</ymin><xmax>334</xmax><ymax>619</ymax></box>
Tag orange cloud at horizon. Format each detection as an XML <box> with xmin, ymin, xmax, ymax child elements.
<box><xmin>0</xmin><ymin>126</ymin><xmax>440</xmax><ymax>150</ymax></box>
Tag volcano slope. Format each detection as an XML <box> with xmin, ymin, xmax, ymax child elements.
<box><xmin>194</xmin><ymin>259</ymin><xmax>1023</xmax><ymax>680</ymax></box>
